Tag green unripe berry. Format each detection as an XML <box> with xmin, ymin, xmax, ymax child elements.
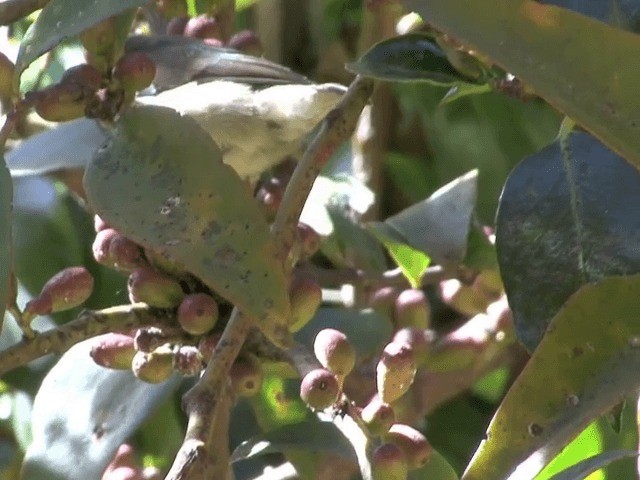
<box><xmin>361</xmin><ymin>397</ymin><xmax>395</xmax><ymax>436</ymax></box>
<box><xmin>299</xmin><ymin>368</ymin><xmax>340</xmax><ymax>410</ymax></box>
<box><xmin>131</xmin><ymin>347</ymin><xmax>174</xmax><ymax>384</ymax></box>
<box><xmin>376</xmin><ymin>342</ymin><xmax>416</xmax><ymax>404</ymax></box>
<box><xmin>394</xmin><ymin>289</ymin><xmax>430</xmax><ymax>329</ymax></box>
<box><xmin>127</xmin><ymin>268</ymin><xmax>184</xmax><ymax>308</ymax></box>
<box><xmin>177</xmin><ymin>293</ymin><xmax>219</xmax><ymax>335</ymax></box>
<box><xmin>35</xmin><ymin>83</ymin><xmax>86</xmax><ymax>122</ymax></box>
<box><xmin>313</xmin><ymin>328</ymin><xmax>356</xmax><ymax>376</ymax></box>
<box><xmin>289</xmin><ymin>276</ymin><xmax>322</xmax><ymax>332</ymax></box>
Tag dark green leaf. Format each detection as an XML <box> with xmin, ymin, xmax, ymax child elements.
<box><xmin>403</xmin><ymin>0</ymin><xmax>640</xmax><ymax>170</ymax></box>
<box><xmin>496</xmin><ymin>132</ymin><xmax>640</xmax><ymax>351</ymax></box>
<box><xmin>462</xmin><ymin>275</ymin><xmax>640</xmax><ymax>480</ymax></box>
<box><xmin>83</xmin><ymin>105</ymin><xmax>290</xmax><ymax>346</ymax></box>
<box><xmin>22</xmin><ymin>340</ymin><xmax>181</xmax><ymax>480</ymax></box>
<box><xmin>0</xmin><ymin>153</ymin><xmax>12</xmax><ymax>325</ymax></box>
<box><xmin>347</xmin><ymin>33</ymin><xmax>465</xmax><ymax>85</ymax></box>
<box><xmin>546</xmin><ymin>450</ymin><xmax>638</xmax><ymax>480</ymax></box>
<box><xmin>231</xmin><ymin>420</ymin><xmax>358</xmax><ymax>463</ymax></box>
<box><xmin>15</xmin><ymin>0</ymin><xmax>144</xmax><ymax>76</ymax></box>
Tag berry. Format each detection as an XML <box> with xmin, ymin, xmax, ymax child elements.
<box><xmin>127</xmin><ymin>268</ymin><xmax>184</xmax><ymax>308</ymax></box>
<box><xmin>372</xmin><ymin>443</ymin><xmax>408</xmax><ymax>480</ymax></box>
<box><xmin>227</xmin><ymin>30</ymin><xmax>263</xmax><ymax>56</ymax></box>
<box><xmin>439</xmin><ymin>279</ymin><xmax>491</xmax><ymax>316</ymax></box>
<box><xmin>394</xmin><ymin>289</ymin><xmax>430</xmax><ymax>329</ymax></box>
<box><xmin>131</xmin><ymin>347</ymin><xmax>174</xmax><ymax>383</ymax></box>
<box><xmin>0</xmin><ymin>52</ymin><xmax>15</xmax><ymax>101</ymax></box>
<box><xmin>384</xmin><ymin>424</ymin><xmax>432</xmax><ymax>469</ymax></box>
<box><xmin>361</xmin><ymin>397</ymin><xmax>395</xmax><ymax>435</ymax></box>
<box><xmin>25</xmin><ymin>266</ymin><xmax>94</xmax><ymax>316</ymax></box>
<box><xmin>177</xmin><ymin>293</ymin><xmax>219</xmax><ymax>335</ymax></box>
<box><xmin>173</xmin><ymin>345</ymin><xmax>203</xmax><ymax>376</ymax></box>
<box><xmin>113</xmin><ymin>52</ymin><xmax>156</xmax><ymax>93</ymax></box>
<box><xmin>61</xmin><ymin>63</ymin><xmax>102</xmax><ymax>93</ymax></box>
<box><xmin>295</xmin><ymin>222</ymin><xmax>321</xmax><ymax>260</ymax></box>
<box><xmin>230</xmin><ymin>354</ymin><xmax>263</xmax><ymax>397</ymax></box>
<box><xmin>80</xmin><ymin>17</ymin><xmax>118</xmax><ymax>72</ymax></box>
<box><xmin>288</xmin><ymin>276</ymin><xmax>322</xmax><ymax>332</ymax></box>
<box><xmin>94</xmin><ymin>214</ymin><xmax>110</xmax><ymax>233</ymax></box>
<box><xmin>93</xmin><ymin>228</ymin><xmax>119</xmax><ymax>265</ymax></box>
<box><xmin>392</xmin><ymin>328</ymin><xmax>434</xmax><ymax>367</ymax></box>
<box><xmin>299</xmin><ymin>368</ymin><xmax>340</xmax><ymax>410</ymax></box>
<box><xmin>369</xmin><ymin>286</ymin><xmax>399</xmax><ymax>320</ymax></box>
<box><xmin>90</xmin><ymin>333</ymin><xmax>136</xmax><ymax>370</ymax></box>
<box><xmin>109</xmin><ymin>234</ymin><xmax>144</xmax><ymax>272</ymax></box>
<box><xmin>184</xmin><ymin>15</ymin><xmax>219</xmax><ymax>39</ymax></box>
<box><xmin>376</xmin><ymin>342</ymin><xmax>416</xmax><ymax>404</ymax></box>
<box><xmin>35</xmin><ymin>83</ymin><xmax>86</xmax><ymax>122</ymax></box>
<box><xmin>313</xmin><ymin>328</ymin><xmax>356</xmax><ymax>376</ymax></box>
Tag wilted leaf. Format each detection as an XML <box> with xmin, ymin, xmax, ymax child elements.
<box><xmin>83</xmin><ymin>106</ymin><xmax>290</xmax><ymax>345</ymax></box>
<box><xmin>496</xmin><ymin>132</ymin><xmax>640</xmax><ymax>350</ymax></box>
<box><xmin>0</xmin><ymin>154</ymin><xmax>12</xmax><ymax>324</ymax></box>
<box><xmin>15</xmin><ymin>0</ymin><xmax>144</xmax><ymax>76</ymax></box>
<box><xmin>22</xmin><ymin>340</ymin><xmax>181</xmax><ymax>480</ymax></box>
<box><xmin>462</xmin><ymin>275</ymin><xmax>640</xmax><ymax>480</ymax></box>
<box><xmin>403</xmin><ymin>0</ymin><xmax>640</xmax><ymax>169</ymax></box>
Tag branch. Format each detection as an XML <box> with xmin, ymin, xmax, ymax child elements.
<box><xmin>0</xmin><ymin>0</ymin><xmax>49</xmax><ymax>25</ymax></box>
<box><xmin>165</xmin><ymin>75</ymin><xmax>374</xmax><ymax>480</ymax></box>
<box><xmin>0</xmin><ymin>303</ymin><xmax>174</xmax><ymax>376</ymax></box>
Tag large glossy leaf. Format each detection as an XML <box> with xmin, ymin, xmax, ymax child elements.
<box><xmin>496</xmin><ymin>132</ymin><xmax>640</xmax><ymax>351</ymax></box>
<box><xmin>83</xmin><ymin>105</ymin><xmax>290</xmax><ymax>345</ymax></box>
<box><xmin>0</xmin><ymin>154</ymin><xmax>12</xmax><ymax>324</ymax></box>
<box><xmin>462</xmin><ymin>275</ymin><xmax>640</xmax><ymax>480</ymax></box>
<box><xmin>403</xmin><ymin>0</ymin><xmax>640</xmax><ymax>169</ymax></box>
<box><xmin>22</xmin><ymin>339</ymin><xmax>181</xmax><ymax>480</ymax></box>
<box><xmin>15</xmin><ymin>0</ymin><xmax>145</xmax><ymax>76</ymax></box>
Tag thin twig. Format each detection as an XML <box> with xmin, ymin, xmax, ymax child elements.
<box><xmin>165</xmin><ymin>74</ymin><xmax>374</xmax><ymax>480</ymax></box>
<box><xmin>0</xmin><ymin>303</ymin><xmax>174</xmax><ymax>376</ymax></box>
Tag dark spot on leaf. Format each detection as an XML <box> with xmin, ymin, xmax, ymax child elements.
<box><xmin>572</xmin><ymin>346</ymin><xmax>583</xmax><ymax>357</ymax></box>
<box><xmin>528</xmin><ymin>423</ymin><xmax>543</xmax><ymax>437</ymax></box>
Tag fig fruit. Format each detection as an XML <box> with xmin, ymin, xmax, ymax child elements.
<box><xmin>299</xmin><ymin>368</ymin><xmax>340</xmax><ymax>410</ymax></box>
<box><xmin>177</xmin><ymin>293</ymin><xmax>219</xmax><ymax>335</ymax></box>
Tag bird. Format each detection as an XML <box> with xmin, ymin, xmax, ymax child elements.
<box><xmin>6</xmin><ymin>35</ymin><xmax>347</xmax><ymax>181</ymax></box>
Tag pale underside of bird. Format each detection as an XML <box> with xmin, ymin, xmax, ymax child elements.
<box><xmin>6</xmin><ymin>35</ymin><xmax>347</xmax><ymax>181</ymax></box>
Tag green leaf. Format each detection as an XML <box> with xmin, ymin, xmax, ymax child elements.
<box><xmin>368</xmin><ymin>222</ymin><xmax>430</xmax><ymax>288</ymax></box>
<box><xmin>231</xmin><ymin>420</ymin><xmax>358</xmax><ymax>463</ymax></box>
<box><xmin>84</xmin><ymin>105</ymin><xmax>290</xmax><ymax>345</ymax></box>
<box><xmin>540</xmin><ymin>1</ymin><xmax>640</xmax><ymax>31</ymax></box>
<box><xmin>546</xmin><ymin>450</ymin><xmax>638</xmax><ymax>480</ymax></box>
<box><xmin>15</xmin><ymin>0</ymin><xmax>145</xmax><ymax>76</ymax></box>
<box><xmin>462</xmin><ymin>275</ymin><xmax>640</xmax><ymax>480</ymax></box>
<box><xmin>403</xmin><ymin>0</ymin><xmax>640</xmax><ymax>169</ymax></box>
<box><xmin>383</xmin><ymin>170</ymin><xmax>478</xmax><ymax>268</ymax></box>
<box><xmin>0</xmin><ymin>153</ymin><xmax>12</xmax><ymax>325</ymax></box>
<box><xmin>347</xmin><ymin>33</ymin><xmax>466</xmax><ymax>85</ymax></box>
<box><xmin>496</xmin><ymin>132</ymin><xmax>640</xmax><ymax>351</ymax></box>
<box><xmin>22</xmin><ymin>340</ymin><xmax>181</xmax><ymax>480</ymax></box>
<box><xmin>440</xmin><ymin>83</ymin><xmax>493</xmax><ymax>104</ymax></box>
